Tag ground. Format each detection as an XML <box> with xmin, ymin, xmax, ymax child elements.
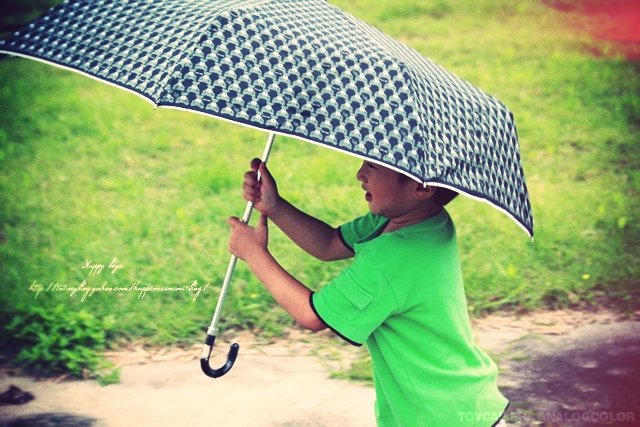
<box><xmin>478</xmin><ymin>310</ymin><xmax>640</xmax><ymax>426</ymax></box>
<box><xmin>1</xmin><ymin>308</ymin><xmax>639</xmax><ymax>427</ymax></box>
<box><xmin>2</xmin><ymin>1</ymin><xmax>639</xmax><ymax>426</ymax></box>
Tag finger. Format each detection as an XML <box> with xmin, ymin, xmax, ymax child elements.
<box><xmin>227</xmin><ymin>216</ymin><xmax>241</xmax><ymax>227</ymax></box>
<box><xmin>244</xmin><ymin>170</ymin><xmax>258</xmax><ymax>183</ymax></box>
<box><xmin>250</xmin><ymin>158</ymin><xmax>262</xmax><ymax>172</ymax></box>
<box><xmin>259</xmin><ymin>213</ymin><xmax>268</xmax><ymax>227</ymax></box>
<box><xmin>257</xmin><ymin>213</ymin><xmax>269</xmax><ymax>242</ymax></box>
<box><xmin>258</xmin><ymin>162</ymin><xmax>274</xmax><ymax>185</ymax></box>
<box><xmin>242</xmin><ymin>182</ymin><xmax>261</xmax><ymax>202</ymax></box>
<box><xmin>242</xmin><ymin>181</ymin><xmax>258</xmax><ymax>193</ymax></box>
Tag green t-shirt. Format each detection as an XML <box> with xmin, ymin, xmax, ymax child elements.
<box><xmin>311</xmin><ymin>210</ymin><xmax>508</xmax><ymax>427</ymax></box>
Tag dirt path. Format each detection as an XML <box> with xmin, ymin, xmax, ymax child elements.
<box><xmin>0</xmin><ymin>335</ymin><xmax>375</xmax><ymax>427</ymax></box>
<box><xmin>1</xmin><ymin>308</ymin><xmax>638</xmax><ymax>427</ymax></box>
<box><xmin>498</xmin><ymin>320</ymin><xmax>640</xmax><ymax>426</ymax></box>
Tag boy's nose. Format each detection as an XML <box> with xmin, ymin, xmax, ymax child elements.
<box><xmin>356</xmin><ymin>163</ymin><xmax>366</xmax><ymax>182</ymax></box>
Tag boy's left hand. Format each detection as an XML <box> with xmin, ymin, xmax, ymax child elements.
<box><xmin>228</xmin><ymin>213</ymin><xmax>269</xmax><ymax>262</ymax></box>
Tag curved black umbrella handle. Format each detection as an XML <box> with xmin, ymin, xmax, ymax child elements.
<box><xmin>200</xmin><ymin>333</ymin><xmax>239</xmax><ymax>378</ymax></box>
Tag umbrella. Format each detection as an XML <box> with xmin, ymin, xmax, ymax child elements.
<box><xmin>0</xmin><ymin>0</ymin><xmax>534</xmax><ymax>378</ymax></box>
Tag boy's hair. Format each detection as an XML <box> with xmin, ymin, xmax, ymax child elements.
<box><xmin>431</xmin><ymin>186</ymin><xmax>458</xmax><ymax>206</ymax></box>
<box><xmin>397</xmin><ymin>174</ymin><xmax>458</xmax><ymax>206</ymax></box>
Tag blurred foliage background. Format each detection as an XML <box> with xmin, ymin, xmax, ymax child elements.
<box><xmin>0</xmin><ymin>0</ymin><xmax>638</xmax><ymax>377</ymax></box>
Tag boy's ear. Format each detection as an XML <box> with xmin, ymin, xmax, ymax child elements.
<box><xmin>413</xmin><ymin>183</ymin><xmax>436</xmax><ymax>200</ymax></box>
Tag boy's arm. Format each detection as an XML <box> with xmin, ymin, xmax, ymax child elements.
<box><xmin>268</xmin><ymin>198</ymin><xmax>353</xmax><ymax>262</ymax></box>
<box><xmin>244</xmin><ymin>160</ymin><xmax>353</xmax><ymax>262</ymax></box>
<box><xmin>228</xmin><ymin>214</ymin><xmax>327</xmax><ymax>331</ymax></box>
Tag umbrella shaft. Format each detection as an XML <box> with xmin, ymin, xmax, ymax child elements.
<box><xmin>207</xmin><ymin>254</ymin><xmax>240</xmax><ymax>335</ymax></box>
<box><xmin>206</xmin><ymin>132</ymin><xmax>276</xmax><ymax>334</ymax></box>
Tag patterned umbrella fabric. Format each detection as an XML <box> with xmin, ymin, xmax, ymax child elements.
<box><xmin>0</xmin><ymin>0</ymin><xmax>533</xmax><ymax>236</ymax></box>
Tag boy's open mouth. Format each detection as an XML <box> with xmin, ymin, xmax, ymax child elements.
<box><xmin>365</xmin><ymin>192</ymin><xmax>372</xmax><ymax>201</ymax></box>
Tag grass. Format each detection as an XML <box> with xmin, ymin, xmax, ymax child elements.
<box><xmin>1</xmin><ymin>0</ymin><xmax>639</xmax><ymax>377</ymax></box>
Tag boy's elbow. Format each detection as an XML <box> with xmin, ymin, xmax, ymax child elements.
<box><xmin>296</xmin><ymin>314</ymin><xmax>327</xmax><ymax>332</ymax></box>
<box><xmin>315</xmin><ymin>247</ymin><xmax>353</xmax><ymax>262</ymax></box>
<box><xmin>315</xmin><ymin>252</ymin><xmax>337</xmax><ymax>262</ymax></box>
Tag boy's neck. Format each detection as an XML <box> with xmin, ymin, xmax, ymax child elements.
<box><xmin>383</xmin><ymin>204</ymin><xmax>443</xmax><ymax>233</ymax></box>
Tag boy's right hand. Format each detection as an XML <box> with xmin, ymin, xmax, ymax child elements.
<box><xmin>243</xmin><ymin>158</ymin><xmax>280</xmax><ymax>216</ymax></box>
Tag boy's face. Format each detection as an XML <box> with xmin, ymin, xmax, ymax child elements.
<box><xmin>356</xmin><ymin>161</ymin><xmax>418</xmax><ymax>217</ymax></box>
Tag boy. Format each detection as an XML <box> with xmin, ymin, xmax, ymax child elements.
<box><xmin>227</xmin><ymin>158</ymin><xmax>508</xmax><ymax>427</ymax></box>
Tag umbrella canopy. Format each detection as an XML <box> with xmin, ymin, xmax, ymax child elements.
<box><xmin>0</xmin><ymin>0</ymin><xmax>533</xmax><ymax>236</ymax></box>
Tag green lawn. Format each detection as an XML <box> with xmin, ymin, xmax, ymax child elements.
<box><xmin>1</xmin><ymin>0</ymin><xmax>639</xmax><ymax>377</ymax></box>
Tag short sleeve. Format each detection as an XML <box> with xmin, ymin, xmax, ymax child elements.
<box><xmin>338</xmin><ymin>213</ymin><xmax>388</xmax><ymax>252</ymax></box>
<box><xmin>311</xmin><ymin>255</ymin><xmax>398</xmax><ymax>345</ymax></box>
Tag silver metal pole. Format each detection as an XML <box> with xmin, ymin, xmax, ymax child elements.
<box><xmin>205</xmin><ymin>131</ymin><xmax>276</xmax><ymax>337</ymax></box>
